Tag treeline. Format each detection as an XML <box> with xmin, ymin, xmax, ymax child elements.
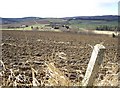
<box><xmin>96</xmin><ymin>25</ymin><xmax>119</xmax><ymax>31</ymax></box>
<box><xmin>64</xmin><ymin>15</ymin><xmax>118</xmax><ymax>21</ymax></box>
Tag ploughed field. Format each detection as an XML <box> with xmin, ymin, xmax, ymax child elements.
<box><xmin>1</xmin><ymin>30</ymin><xmax>119</xmax><ymax>86</ymax></box>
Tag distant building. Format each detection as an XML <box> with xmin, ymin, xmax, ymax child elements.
<box><xmin>49</xmin><ymin>22</ymin><xmax>69</xmax><ymax>29</ymax></box>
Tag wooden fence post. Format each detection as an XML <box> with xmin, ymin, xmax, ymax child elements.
<box><xmin>82</xmin><ymin>44</ymin><xmax>105</xmax><ymax>87</ymax></box>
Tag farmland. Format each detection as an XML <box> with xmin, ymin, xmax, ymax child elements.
<box><xmin>0</xmin><ymin>30</ymin><xmax>119</xmax><ymax>87</ymax></box>
<box><xmin>1</xmin><ymin>15</ymin><xmax>118</xmax><ymax>31</ymax></box>
<box><xmin>0</xmin><ymin>15</ymin><xmax>119</xmax><ymax>87</ymax></box>
<box><xmin>69</xmin><ymin>20</ymin><xmax>118</xmax><ymax>30</ymax></box>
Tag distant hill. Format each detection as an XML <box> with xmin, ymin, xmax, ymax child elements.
<box><xmin>0</xmin><ymin>15</ymin><xmax>118</xmax><ymax>25</ymax></box>
<box><xmin>63</xmin><ymin>15</ymin><xmax>118</xmax><ymax>21</ymax></box>
<box><xmin>1</xmin><ymin>17</ymin><xmax>43</xmax><ymax>24</ymax></box>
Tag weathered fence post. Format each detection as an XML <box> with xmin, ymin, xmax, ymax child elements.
<box><xmin>82</xmin><ymin>44</ymin><xmax>105</xmax><ymax>87</ymax></box>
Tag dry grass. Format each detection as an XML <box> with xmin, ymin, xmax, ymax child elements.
<box><xmin>0</xmin><ymin>59</ymin><xmax>40</xmax><ymax>87</ymax></box>
<box><xmin>45</xmin><ymin>62</ymin><xmax>72</xmax><ymax>86</ymax></box>
<box><xmin>0</xmin><ymin>54</ymin><xmax>119</xmax><ymax>87</ymax></box>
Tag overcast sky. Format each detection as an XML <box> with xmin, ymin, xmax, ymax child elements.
<box><xmin>0</xmin><ymin>0</ymin><xmax>119</xmax><ymax>18</ymax></box>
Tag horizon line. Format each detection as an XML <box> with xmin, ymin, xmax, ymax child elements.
<box><xmin>0</xmin><ymin>15</ymin><xmax>118</xmax><ymax>19</ymax></box>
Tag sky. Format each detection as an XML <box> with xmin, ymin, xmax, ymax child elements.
<box><xmin>0</xmin><ymin>0</ymin><xmax>119</xmax><ymax>18</ymax></box>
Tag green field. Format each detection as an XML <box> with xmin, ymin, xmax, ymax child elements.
<box><xmin>69</xmin><ymin>20</ymin><xmax>118</xmax><ymax>30</ymax></box>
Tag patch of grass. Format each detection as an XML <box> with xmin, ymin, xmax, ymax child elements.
<box><xmin>69</xmin><ymin>20</ymin><xmax>118</xmax><ymax>30</ymax></box>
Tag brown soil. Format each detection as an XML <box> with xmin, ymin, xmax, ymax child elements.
<box><xmin>1</xmin><ymin>30</ymin><xmax>119</xmax><ymax>87</ymax></box>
